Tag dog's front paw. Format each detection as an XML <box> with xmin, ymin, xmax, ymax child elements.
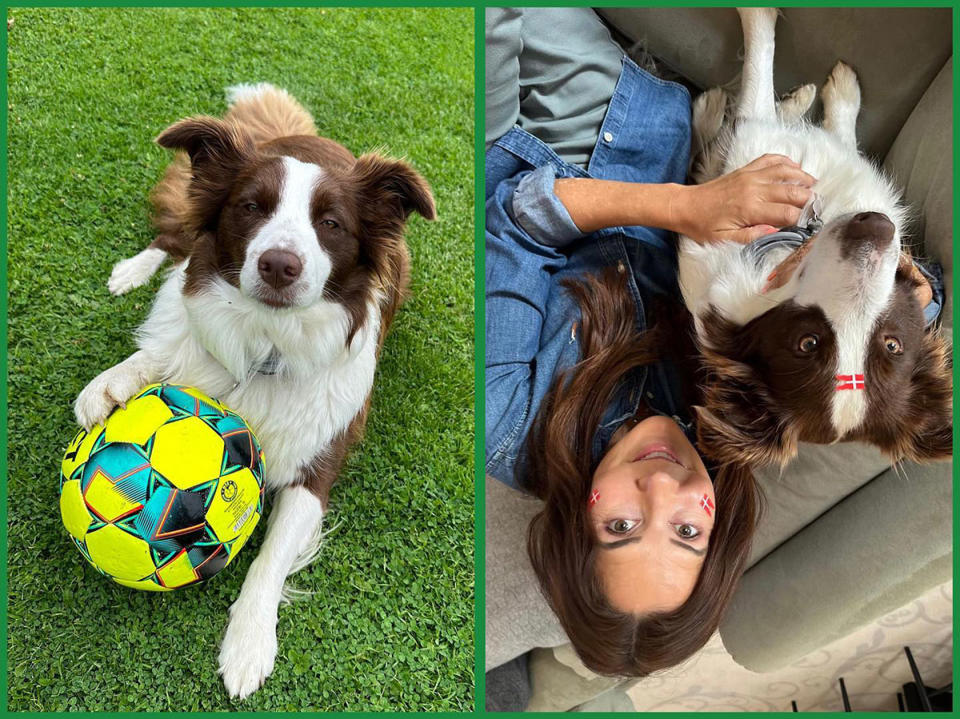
<box><xmin>219</xmin><ymin>601</ymin><xmax>278</xmax><ymax>700</ymax></box>
<box><xmin>73</xmin><ymin>365</ymin><xmax>143</xmax><ymax>430</ymax></box>
<box><xmin>107</xmin><ymin>248</ymin><xmax>166</xmax><ymax>296</ymax></box>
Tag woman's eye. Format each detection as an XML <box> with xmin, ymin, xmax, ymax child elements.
<box><xmin>244</xmin><ymin>202</ymin><xmax>260</xmax><ymax>213</ymax></box>
<box><xmin>321</xmin><ymin>218</ymin><xmax>340</xmax><ymax>229</ymax></box>
<box><xmin>675</xmin><ymin>523</ymin><xmax>700</xmax><ymax>540</ymax></box>
<box><xmin>884</xmin><ymin>336</ymin><xmax>903</xmax><ymax>355</ymax></box>
<box><xmin>797</xmin><ymin>334</ymin><xmax>819</xmax><ymax>353</ymax></box>
<box><xmin>606</xmin><ymin>519</ymin><xmax>638</xmax><ymax>535</ymax></box>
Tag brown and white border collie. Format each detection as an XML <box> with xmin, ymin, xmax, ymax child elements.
<box><xmin>74</xmin><ymin>83</ymin><xmax>435</xmax><ymax>698</ymax></box>
<box><xmin>678</xmin><ymin>8</ymin><xmax>952</xmax><ymax>467</ymax></box>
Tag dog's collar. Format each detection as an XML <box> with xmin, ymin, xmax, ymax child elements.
<box><xmin>254</xmin><ymin>347</ymin><xmax>282</xmax><ymax>376</ymax></box>
<box><xmin>742</xmin><ymin>225</ymin><xmax>812</xmax><ymax>263</ymax></box>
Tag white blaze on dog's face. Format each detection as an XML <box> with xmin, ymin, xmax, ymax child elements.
<box><xmin>236</xmin><ymin>157</ymin><xmax>332</xmax><ymax>309</ymax></box>
<box><xmin>787</xmin><ymin>212</ymin><xmax>900</xmax><ymax>433</ymax></box>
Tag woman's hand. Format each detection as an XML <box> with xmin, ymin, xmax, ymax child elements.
<box><xmin>672</xmin><ymin>154</ymin><xmax>817</xmax><ymax>245</ymax></box>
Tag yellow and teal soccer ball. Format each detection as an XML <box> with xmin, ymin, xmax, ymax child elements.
<box><xmin>59</xmin><ymin>384</ymin><xmax>265</xmax><ymax>591</ymax></box>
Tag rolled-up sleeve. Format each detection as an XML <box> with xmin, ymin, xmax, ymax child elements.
<box><xmin>485</xmin><ymin>167</ymin><xmax>579</xmax><ymax>480</ymax></box>
<box><xmin>511</xmin><ymin>164</ymin><xmax>585</xmax><ymax>247</ymax></box>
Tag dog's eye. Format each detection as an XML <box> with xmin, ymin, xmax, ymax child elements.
<box><xmin>797</xmin><ymin>334</ymin><xmax>819</xmax><ymax>353</ymax></box>
<box><xmin>320</xmin><ymin>218</ymin><xmax>340</xmax><ymax>229</ymax></box>
<box><xmin>244</xmin><ymin>202</ymin><xmax>260</xmax><ymax>213</ymax></box>
<box><xmin>884</xmin><ymin>336</ymin><xmax>903</xmax><ymax>355</ymax></box>
<box><xmin>607</xmin><ymin>519</ymin><xmax>638</xmax><ymax>534</ymax></box>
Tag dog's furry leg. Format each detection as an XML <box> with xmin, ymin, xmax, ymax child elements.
<box><xmin>735</xmin><ymin>7</ymin><xmax>779</xmax><ymax>122</ymax></box>
<box><xmin>777</xmin><ymin>83</ymin><xmax>816</xmax><ymax>124</ymax></box>
<box><xmin>218</xmin><ymin>484</ymin><xmax>325</xmax><ymax>700</ymax></box>
<box><xmin>74</xmin><ymin>350</ymin><xmax>161</xmax><ymax>429</ymax></box>
<box><xmin>822</xmin><ymin>61</ymin><xmax>861</xmax><ymax>149</ymax></box>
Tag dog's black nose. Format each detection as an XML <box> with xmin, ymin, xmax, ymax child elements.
<box><xmin>847</xmin><ymin>212</ymin><xmax>894</xmax><ymax>243</ymax></box>
<box><xmin>258</xmin><ymin>250</ymin><xmax>302</xmax><ymax>289</ymax></box>
<box><xmin>843</xmin><ymin>212</ymin><xmax>894</xmax><ymax>256</ymax></box>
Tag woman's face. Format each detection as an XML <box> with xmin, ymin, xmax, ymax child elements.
<box><xmin>589</xmin><ymin>415</ymin><xmax>714</xmax><ymax>615</ymax></box>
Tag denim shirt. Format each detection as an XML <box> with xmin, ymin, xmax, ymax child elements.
<box><xmin>485</xmin><ymin>58</ymin><xmax>694</xmax><ymax>491</ymax></box>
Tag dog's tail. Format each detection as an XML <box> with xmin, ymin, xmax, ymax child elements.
<box><xmin>224</xmin><ymin>83</ymin><xmax>317</xmax><ymax>145</ymax></box>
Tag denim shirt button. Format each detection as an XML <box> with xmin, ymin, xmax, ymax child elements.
<box><xmin>603</xmin><ymin>131</ymin><xmax>614</xmax><ymax>143</ymax></box>
<box><xmin>617</xmin><ymin>260</ymin><xmax>625</xmax><ymax>273</ymax></box>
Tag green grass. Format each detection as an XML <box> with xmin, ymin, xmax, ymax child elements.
<box><xmin>6</xmin><ymin>7</ymin><xmax>473</xmax><ymax>711</ymax></box>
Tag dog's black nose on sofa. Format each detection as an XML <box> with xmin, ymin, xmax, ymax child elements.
<box><xmin>845</xmin><ymin>211</ymin><xmax>894</xmax><ymax>251</ymax></box>
<box><xmin>258</xmin><ymin>249</ymin><xmax>303</xmax><ymax>289</ymax></box>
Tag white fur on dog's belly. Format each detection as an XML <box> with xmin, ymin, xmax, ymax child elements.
<box><xmin>137</xmin><ymin>267</ymin><xmax>379</xmax><ymax>489</ymax></box>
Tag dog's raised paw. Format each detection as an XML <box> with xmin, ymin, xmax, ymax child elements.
<box><xmin>219</xmin><ymin>603</ymin><xmax>278</xmax><ymax>700</ymax></box>
<box><xmin>736</xmin><ymin>7</ymin><xmax>779</xmax><ymax>29</ymax></box>
<box><xmin>823</xmin><ymin>61</ymin><xmax>860</xmax><ymax>108</ymax></box>
<box><xmin>693</xmin><ymin>87</ymin><xmax>728</xmax><ymax>145</ymax></box>
<box><xmin>107</xmin><ymin>247</ymin><xmax>167</xmax><ymax>296</ymax></box>
<box><xmin>778</xmin><ymin>83</ymin><xmax>816</xmax><ymax>122</ymax></box>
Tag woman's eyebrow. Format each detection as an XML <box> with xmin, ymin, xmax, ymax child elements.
<box><xmin>599</xmin><ymin>536</ymin><xmax>707</xmax><ymax>556</ymax></box>
<box><xmin>670</xmin><ymin>540</ymin><xmax>707</xmax><ymax>556</ymax></box>
<box><xmin>598</xmin><ymin>536</ymin><xmax>643</xmax><ymax>550</ymax></box>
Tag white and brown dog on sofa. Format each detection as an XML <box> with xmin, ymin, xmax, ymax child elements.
<box><xmin>678</xmin><ymin>8</ymin><xmax>951</xmax><ymax>468</ymax></box>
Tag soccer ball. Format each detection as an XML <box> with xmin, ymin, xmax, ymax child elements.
<box><xmin>59</xmin><ymin>383</ymin><xmax>265</xmax><ymax>591</ymax></box>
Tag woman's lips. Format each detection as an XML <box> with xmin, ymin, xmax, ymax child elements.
<box><xmin>632</xmin><ymin>444</ymin><xmax>682</xmax><ymax>466</ymax></box>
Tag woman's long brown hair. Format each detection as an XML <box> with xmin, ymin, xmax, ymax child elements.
<box><xmin>522</xmin><ymin>268</ymin><xmax>761</xmax><ymax>677</ymax></box>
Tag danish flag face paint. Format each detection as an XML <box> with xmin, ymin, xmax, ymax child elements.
<box><xmin>835</xmin><ymin>373</ymin><xmax>865</xmax><ymax>391</ymax></box>
<box><xmin>588</xmin><ymin>490</ymin><xmax>600</xmax><ymax>507</ymax></box>
<box><xmin>700</xmin><ymin>494</ymin><xmax>714</xmax><ymax>517</ymax></box>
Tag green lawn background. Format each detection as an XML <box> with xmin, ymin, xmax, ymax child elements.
<box><xmin>6</xmin><ymin>7</ymin><xmax>474</xmax><ymax>711</ymax></box>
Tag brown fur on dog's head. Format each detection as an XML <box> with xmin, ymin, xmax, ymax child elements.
<box><xmin>694</xmin><ymin>292</ymin><xmax>953</xmax><ymax>468</ymax></box>
<box><xmin>154</xmin><ymin>115</ymin><xmax>435</xmax><ymax>342</ymax></box>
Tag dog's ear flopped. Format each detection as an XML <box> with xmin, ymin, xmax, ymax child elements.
<box><xmin>694</xmin><ymin>397</ymin><xmax>800</xmax><ymax>470</ymax></box>
<box><xmin>353</xmin><ymin>153</ymin><xmax>437</xmax><ymax>225</ymax></box>
<box><xmin>156</xmin><ymin>116</ymin><xmax>255</xmax><ymax>232</ymax></box>
<box><xmin>871</xmin><ymin>331</ymin><xmax>953</xmax><ymax>463</ymax></box>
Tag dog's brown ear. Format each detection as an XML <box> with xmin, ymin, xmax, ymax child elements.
<box><xmin>156</xmin><ymin>116</ymin><xmax>254</xmax><ymax>170</ymax></box>
<box><xmin>878</xmin><ymin>332</ymin><xmax>953</xmax><ymax>463</ymax></box>
<box><xmin>694</xmin><ymin>401</ymin><xmax>799</xmax><ymax>469</ymax></box>
<box><xmin>156</xmin><ymin>117</ymin><xmax>255</xmax><ymax>233</ymax></box>
<box><xmin>353</xmin><ymin>153</ymin><xmax>436</xmax><ymax>223</ymax></box>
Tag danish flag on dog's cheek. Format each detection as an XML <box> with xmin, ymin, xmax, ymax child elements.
<box><xmin>835</xmin><ymin>373</ymin><xmax>865</xmax><ymax>391</ymax></box>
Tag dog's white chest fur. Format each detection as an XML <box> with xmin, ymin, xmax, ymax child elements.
<box><xmin>137</xmin><ymin>265</ymin><xmax>380</xmax><ymax>489</ymax></box>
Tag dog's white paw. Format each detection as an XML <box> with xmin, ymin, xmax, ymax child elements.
<box><xmin>822</xmin><ymin>60</ymin><xmax>860</xmax><ymax>109</ymax></box>
<box><xmin>107</xmin><ymin>247</ymin><xmax>166</xmax><ymax>296</ymax></box>
<box><xmin>693</xmin><ymin>87</ymin><xmax>727</xmax><ymax>144</ymax></box>
<box><xmin>778</xmin><ymin>83</ymin><xmax>816</xmax><ymax>121</ymax></box>
<box><xmin>218</xmin><ymin>601</ymin><xmax>278</xmax><ymax>700</ymax></box>
<box><xmin>74</xmin><ymin>364</ymin><xmax>145</xmax><ymax>430</ymax></box>
<box><xmin>737</xmin><ymin>6</ymin><xmax>779</xmax><ymax>31</ymax></box>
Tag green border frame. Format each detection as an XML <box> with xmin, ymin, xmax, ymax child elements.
<box><xmin>0</xmin><ymin>0</ymin><xmax>957</xmax><ymax>716</ymax></box>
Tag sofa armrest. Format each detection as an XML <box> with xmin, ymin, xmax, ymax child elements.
<box><xmin>719</xmin><ymin>459</ymin><xmax>952</xmax><ymax>671</ymax></box>
<box><xmin>883</xmin><ymin>57</ymin><xmax>953</xmax><ymax>330</ymax></box>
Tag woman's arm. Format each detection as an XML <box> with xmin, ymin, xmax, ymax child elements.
<box><xmin>554</xmin><ymin>154</ymin><xmax>816</xmax><ymax>244</ymax></box>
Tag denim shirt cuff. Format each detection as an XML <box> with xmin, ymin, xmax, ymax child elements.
<box><xmin>511</xmin><ymin>164</ymin><xmax>585</xmax><ymax>247</ymax></box>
